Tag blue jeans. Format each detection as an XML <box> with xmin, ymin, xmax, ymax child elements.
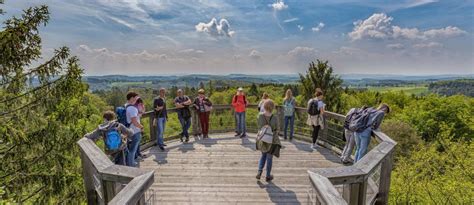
<box><xmin>178</xmin><ymin>116</ymin><xmax>191</xmax><ymax>137</ymax></box>
<box><xmin>235</xmin><ymin>111</ymin><xmax>246</xmax><ymax>134</ymax></box>
<box><xmin>156</xmin><ymin>117</ymin><xmax>166</xmax><ymax>147</ymax></box>
<box><xmin>127</xmin><ymin>132</ymin><xmax>142</xmax><ymax>167</ymax></box>
<box><xmin>284</xmin><ymin>115</ymin><xmax>295</xmax><ymax>139</ymax></box>
<box><xmin>258</xmin><ymin>152</ymin><xmax>273</xmax><ymax>177</ymax></box>
<box><xmin>354</xmin><ymin>128</ymin><xmax>372</xmax><ymax>162</ymax></box>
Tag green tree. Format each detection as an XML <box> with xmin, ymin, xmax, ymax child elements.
<box><xmin>390</xmin><ymin>126</ymin><xmax>474</xmax><ymax>204</ymax></box>
<box><xmin>398</xmin><ymin>94</ymin><xmax>473</xmax><ymax>141</ymax></box>
<box><xmin>0</xmin><ymin>4</ymin><xmax>100</xmax><ymax>203</ymax></box>
<box><xmin>249</xmin><ymin>83</ymin><xmax>259</xmax><ymax>98</ymax></box>
<box><xmin>299</xmin><ymin>60</ymin><xmax>343</xmax><ymax>112</ymax></box>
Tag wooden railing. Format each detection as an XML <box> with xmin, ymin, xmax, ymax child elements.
<box><xmin>77</xmin><ymin>138</ymin><xmax>154</xmax><ymax>204</ymax></box>
<box><xmin>303</xmin><ymin>106</ymin><xmax>397</xmax><ymax>205</ymax></box>
<box><xmin>78</xmin><ymin>104</ymin><xmax>395</xmax><ymax>204</ymax></box>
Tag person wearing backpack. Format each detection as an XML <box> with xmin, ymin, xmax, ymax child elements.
<box><xmin>306</xmin><ymin>89</ymin><xmax>325</xmax><ymax>149</ymax></box>
<box><xmin>154</xmin><ymin>88</ymin><xmax>168</xmax><ymax>151</ymax></box>
<box><xmin>353</xmin><ymin>104</ymin><xmax>390</xmax><ymax>162</ymax></box>
<box><xmin>193</xmin><ymin>89</ymin><xmax>213</xmax><ymax>139</ymax></box>
<box><xmin>256</xmin><ymin>100</ymin><xmax>281</xmax><ymax>182</ymax></box>
<box><xmin>232</xmin><ymin>87</ymin><xmax>249</xmax><ymax>138</ymax></box>
<box><xmin>283</xmin><ymin>89</ymin><xmax>296</xmax><ymax>140</ymax></box>
<box><xmin>340</xmin><ymin>107</ymin><xmax>359</xmax><ymax>164</ymax></box>
<box><xmin>258</xmin><ymin>92</ymin><xmax>270</xmax><ymax>114</ymax></box>
<box><xmin>84</xmin><ymin>111</ymin><xmax>134</xmax><ymax>166</ymax></box>
<box><xmin>175</xmin><ymin>89</ymin><xmax>192</xmax><ymax>143</ymax></box>
<box><xmin>125</xmin><ymin>91</ymin><xmax>144</xmax><ymax>167</ymax></box>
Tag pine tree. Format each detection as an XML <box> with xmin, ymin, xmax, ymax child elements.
<box><xmin>249</xmin><ymin>83</ymin><xmax>259</xmax><ymax>97</ymax></box>
<box><xmin>0</xmin><ymin>4</ymin><xmax>91</xmax><ymax>203</ymax></box>
<box><xmin>299</xmin><ymin>60</ymin><xmax>343</xmax><ymax>112</ymax></box>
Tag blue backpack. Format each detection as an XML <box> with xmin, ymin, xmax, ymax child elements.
<box><xmin>116</xmin><ymin>105</ymin><xmax>133</xmax><ymax>127</ymax></box>
<box><xmin>104</xmin><ymin>128</ymin><xmax>122</xmax><ymax>152</ymax></box>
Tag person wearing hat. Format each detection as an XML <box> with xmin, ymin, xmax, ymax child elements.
<box><xmin>193</xmin><ymin>89</ymin><xmax>213</xmax><ymax>139</ymax></box>
<box><xmin>232</xmin><ymin>87</ymin><xmax>249</xmax><ymax>138</ymax></box>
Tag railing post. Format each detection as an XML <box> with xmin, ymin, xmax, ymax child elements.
<box><xmin>358</xmin><ymin>180</ymin><xmax>368</xmax><ymax>205</ymax></box>
<box><xmin>276</xmin><ymin>106</ymin><xmax>284</xmax><ymax>134</ymax></box>
<box><xmin>149</xmin><ymin>115</ymin><xmax>156</xmax><ymax>144</ymax></box>
<box><xmin>79</xmin><ymin>151</ymin><xmax>99</xmax><ymax>204</ymax></box>
<box><xmin>376</xmin><ymin>150</ymin><xmax>395</xmax><ymax>205</ymax></box>
<box><xmin>191</xmin><ymin>108</ymin><xmax>200</xmax><ymax>136</ymax></box>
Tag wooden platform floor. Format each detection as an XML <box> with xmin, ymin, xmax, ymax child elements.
<box><xmin>140</xmin><ymin>132</ymin><xmax>343</xmax><ymax>204</ymax></box>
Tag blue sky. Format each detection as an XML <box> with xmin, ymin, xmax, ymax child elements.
<box><xmin>1</xmin><ymin>0</ymin><xmax>473</xmax><ymax>75</ymax></box>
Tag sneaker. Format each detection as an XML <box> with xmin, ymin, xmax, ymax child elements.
<box><xmin>234</xmin><ymin>133</ymin><xmax>241</xmax><ymax>137</ymax></box>
<box><xmin>185</xmin><ymin>137</ymin><xmax>189</xmax><ymax>142</ymax></box>
<box><xmin>240</xmin><ymin>133</ymin><xmax>246</xmax><ymax>138</ymax></box>
<box><xmin>265</xmin><ymin>175</ymin><xmax>274</xmax><ymax>182</ymax></box>
<box><xmin>256</xmin><ymin>171</ymin><xmax>262</xmax><ymax>180</ymax></box>
<box><xmin>163</xmin><ymin>144</ymin><xmax>167</xmax><ymax>147</ymax></box>
<box><xmin>159</xmin><ymin>146</ymin><xmax>165</xmax><ymax>151</ymax></box>
<box><xmin>136</xmin><ymin>156</ymin><xmax>144</xmax><ymax>162</ymax></box>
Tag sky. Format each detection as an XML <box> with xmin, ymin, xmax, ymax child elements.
<box><xmin>1</xmin><ymin>0</ymin><xmax>473</xmax><ymax>76</ymax></box>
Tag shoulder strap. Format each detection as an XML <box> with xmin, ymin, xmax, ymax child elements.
<box><xmin>263</xmin><ymin>114</ymin><xmax>273</xmax><ymax>126</ymax></box>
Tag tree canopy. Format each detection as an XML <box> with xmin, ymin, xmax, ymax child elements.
<box><xmin>0</xmin><ymin>4</ymin><xmax>106</xmax><ymax>203</ymax></box>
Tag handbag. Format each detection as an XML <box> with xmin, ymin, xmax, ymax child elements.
<box><xmin>257</xmin><ymin>115</ymin><xmax>274</xmax><ymax>144</ymax></box>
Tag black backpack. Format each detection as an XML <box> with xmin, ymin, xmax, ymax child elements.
<box><xmin>307</xmin><ymin>99</ymin><xmax>320</xmax><ymax>116</ymax></box>
<box><xmin>344</xmin><ymin>106</ymin><xmax>367</xmax><ymax>129</ymax></box>
<box><xmin>348</xmin><ymin>107</ymin><xmax>375</xmax><ymax>132</ymax></box>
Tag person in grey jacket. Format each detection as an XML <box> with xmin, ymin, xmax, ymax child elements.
<box><xmin>341</xmin><ymin>108</ymin><xmax>357</xmax><ymax>164</ymax></box>
<box><xmin>354</xmin><ymin>104</ymin><xmax>390</xmax><ymax>162</ymax></box>
<box><xmin>256</xmin><ymin>100</ymin><xmax>281</xmax><ymax>182</ymax></box>
<box><xmin>84</xmin><ymin>111</ymin><xmax>133</xmax><ymax>166</ymax></box>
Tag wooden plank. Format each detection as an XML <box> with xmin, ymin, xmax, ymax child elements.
<box><xmin>308</xmin><ymin>171</ymin><xmax>347</xmax><ymax>205</ymax></box>
<box><xmin>372</xmin><ymin>131</ymin><xmax>396</xmax><ymax>145</ymax></box>
<box><xmin>108</xmin><ymin>171</ymin><xmax>155</xmax><ymax>205</ymax></box>
<box><xmin>310</xmin><ymin>167</ymin><xmax>365</xmax><ymax>185</ymax></box>
<box><xmin>354</xmin><ymin>142</ymin><xmax>395</xmax><ymax>175</ymax></box>
<box><xmin>375</xmin><ymin>151</ymin><xmax>395</xmax><ymax>205</ymax></box>
<box><xmin>101</xmin><ymin>165</ymin><xmax>151</xmax><ymax>184</ymax></box>
<box><xmin>77</xmin><ymin>138</ymin><xmax>114</xmax><ymax>171</ymax></box>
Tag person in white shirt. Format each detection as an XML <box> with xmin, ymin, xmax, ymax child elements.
<box><xmin>125</xmin><ymin>91</ymin><xmax>144</xmax><ymax>167</ymax></box>
<box><xmin>306</xmin><ymin>89</ymin><xmax>325</xmax><ymax>149</ymax></box>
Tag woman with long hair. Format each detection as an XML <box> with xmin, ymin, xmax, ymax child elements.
<box><xmin>282</xmin><ymin>89</ymin><xmax>296</xmax><ymax>140</ymax></box>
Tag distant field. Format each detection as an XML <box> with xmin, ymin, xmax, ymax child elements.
<box><xmin>110</xmin><ymin>81</ymin><xmax>153</xmax><ymax>87</ymax></box>
<box><xmin>367</xmin><ymin>86</ymin><xmax>429</xmax><ymax>95</ymax></box>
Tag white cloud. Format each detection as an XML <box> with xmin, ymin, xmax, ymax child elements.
<box><xmin>195</xmin><ymin>18</ymin><xmax>235</xmax><ymax>37</ymax></box>
<box><xmin>406</xmin><ymin>0</ymin><xmax>438</xmax><ymax>8</ymax></box>
<box><xmin>297</xmin><ymin>25</ymin><xmax>304</xmax><ymax>31</ymax></box>
<box><xmin>349</xmin><ymin>13</ymin><xmax>466</xmax><ymax>41</ymax></box>
<box><xmin>249</xmin><ymin>50</ymin><xmax>262</xmax><ymax>60</ymax></box>
<box><xmin>413</xmin><ymin>42</ymin><xmax>443</xmax><ymax>49</ymax></box>
<box><xmin>287</xmin><ymin>47</ymin><xmax>317</xmax><ymax>60</ymax></box>
<box><xmin>386</xmin><ymin>43</ymin><xmax>405</xmax><ymax>49</ymax></box>
<box><xmin>311</xmin><ymin>22</ymin><xmax>325</xmax><ymax>32</ymax></box>
<box><xmin>107</xmin><ymin>16</ymin><xmax>136</xmax><ymax>29</ymax></box>
<box><xmin>270</xmin><ymin>1</ymin><xmax>288</xmax><ymax>11</ymax></box>
<box><xmin>349</xmin><ymin>13</ymin><xmax>393</xmax><ymax>40</ymax></box>
<box><xmin>283</xmin><ymin>18</ymin><xmax>299</xmax><ymax>23</ymax></box>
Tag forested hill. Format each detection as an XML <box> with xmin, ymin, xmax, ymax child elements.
<box><xmin>83</xmin><ymin>74</ymin><xmax>473</xmax><ymax>91</ymax></box>
<box><xmin>429</xmin><ymin>79</ymin><xmax>474</xmax><ymax>97</ymax></box>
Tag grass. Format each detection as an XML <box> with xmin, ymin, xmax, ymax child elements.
<box><xmin>367</xmin><ymin>86</ymin><xmax>429</xmax><ymax>95</ymax></box>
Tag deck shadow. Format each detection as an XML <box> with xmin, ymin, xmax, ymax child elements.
<box><xmin>257</xmin><ymin>181</ymin><xmax>300</xmax><ymax>205</ymax></box>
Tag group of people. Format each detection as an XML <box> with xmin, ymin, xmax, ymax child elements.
<box><xmin>84</xmin><ymin>86</ymin><xmax>389</xmax><ymax>181</ymax></box>
<box><xmin>84</xmin><ymin>88</ymin><xmax>213</xmax><ymax>167</ymax></box>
